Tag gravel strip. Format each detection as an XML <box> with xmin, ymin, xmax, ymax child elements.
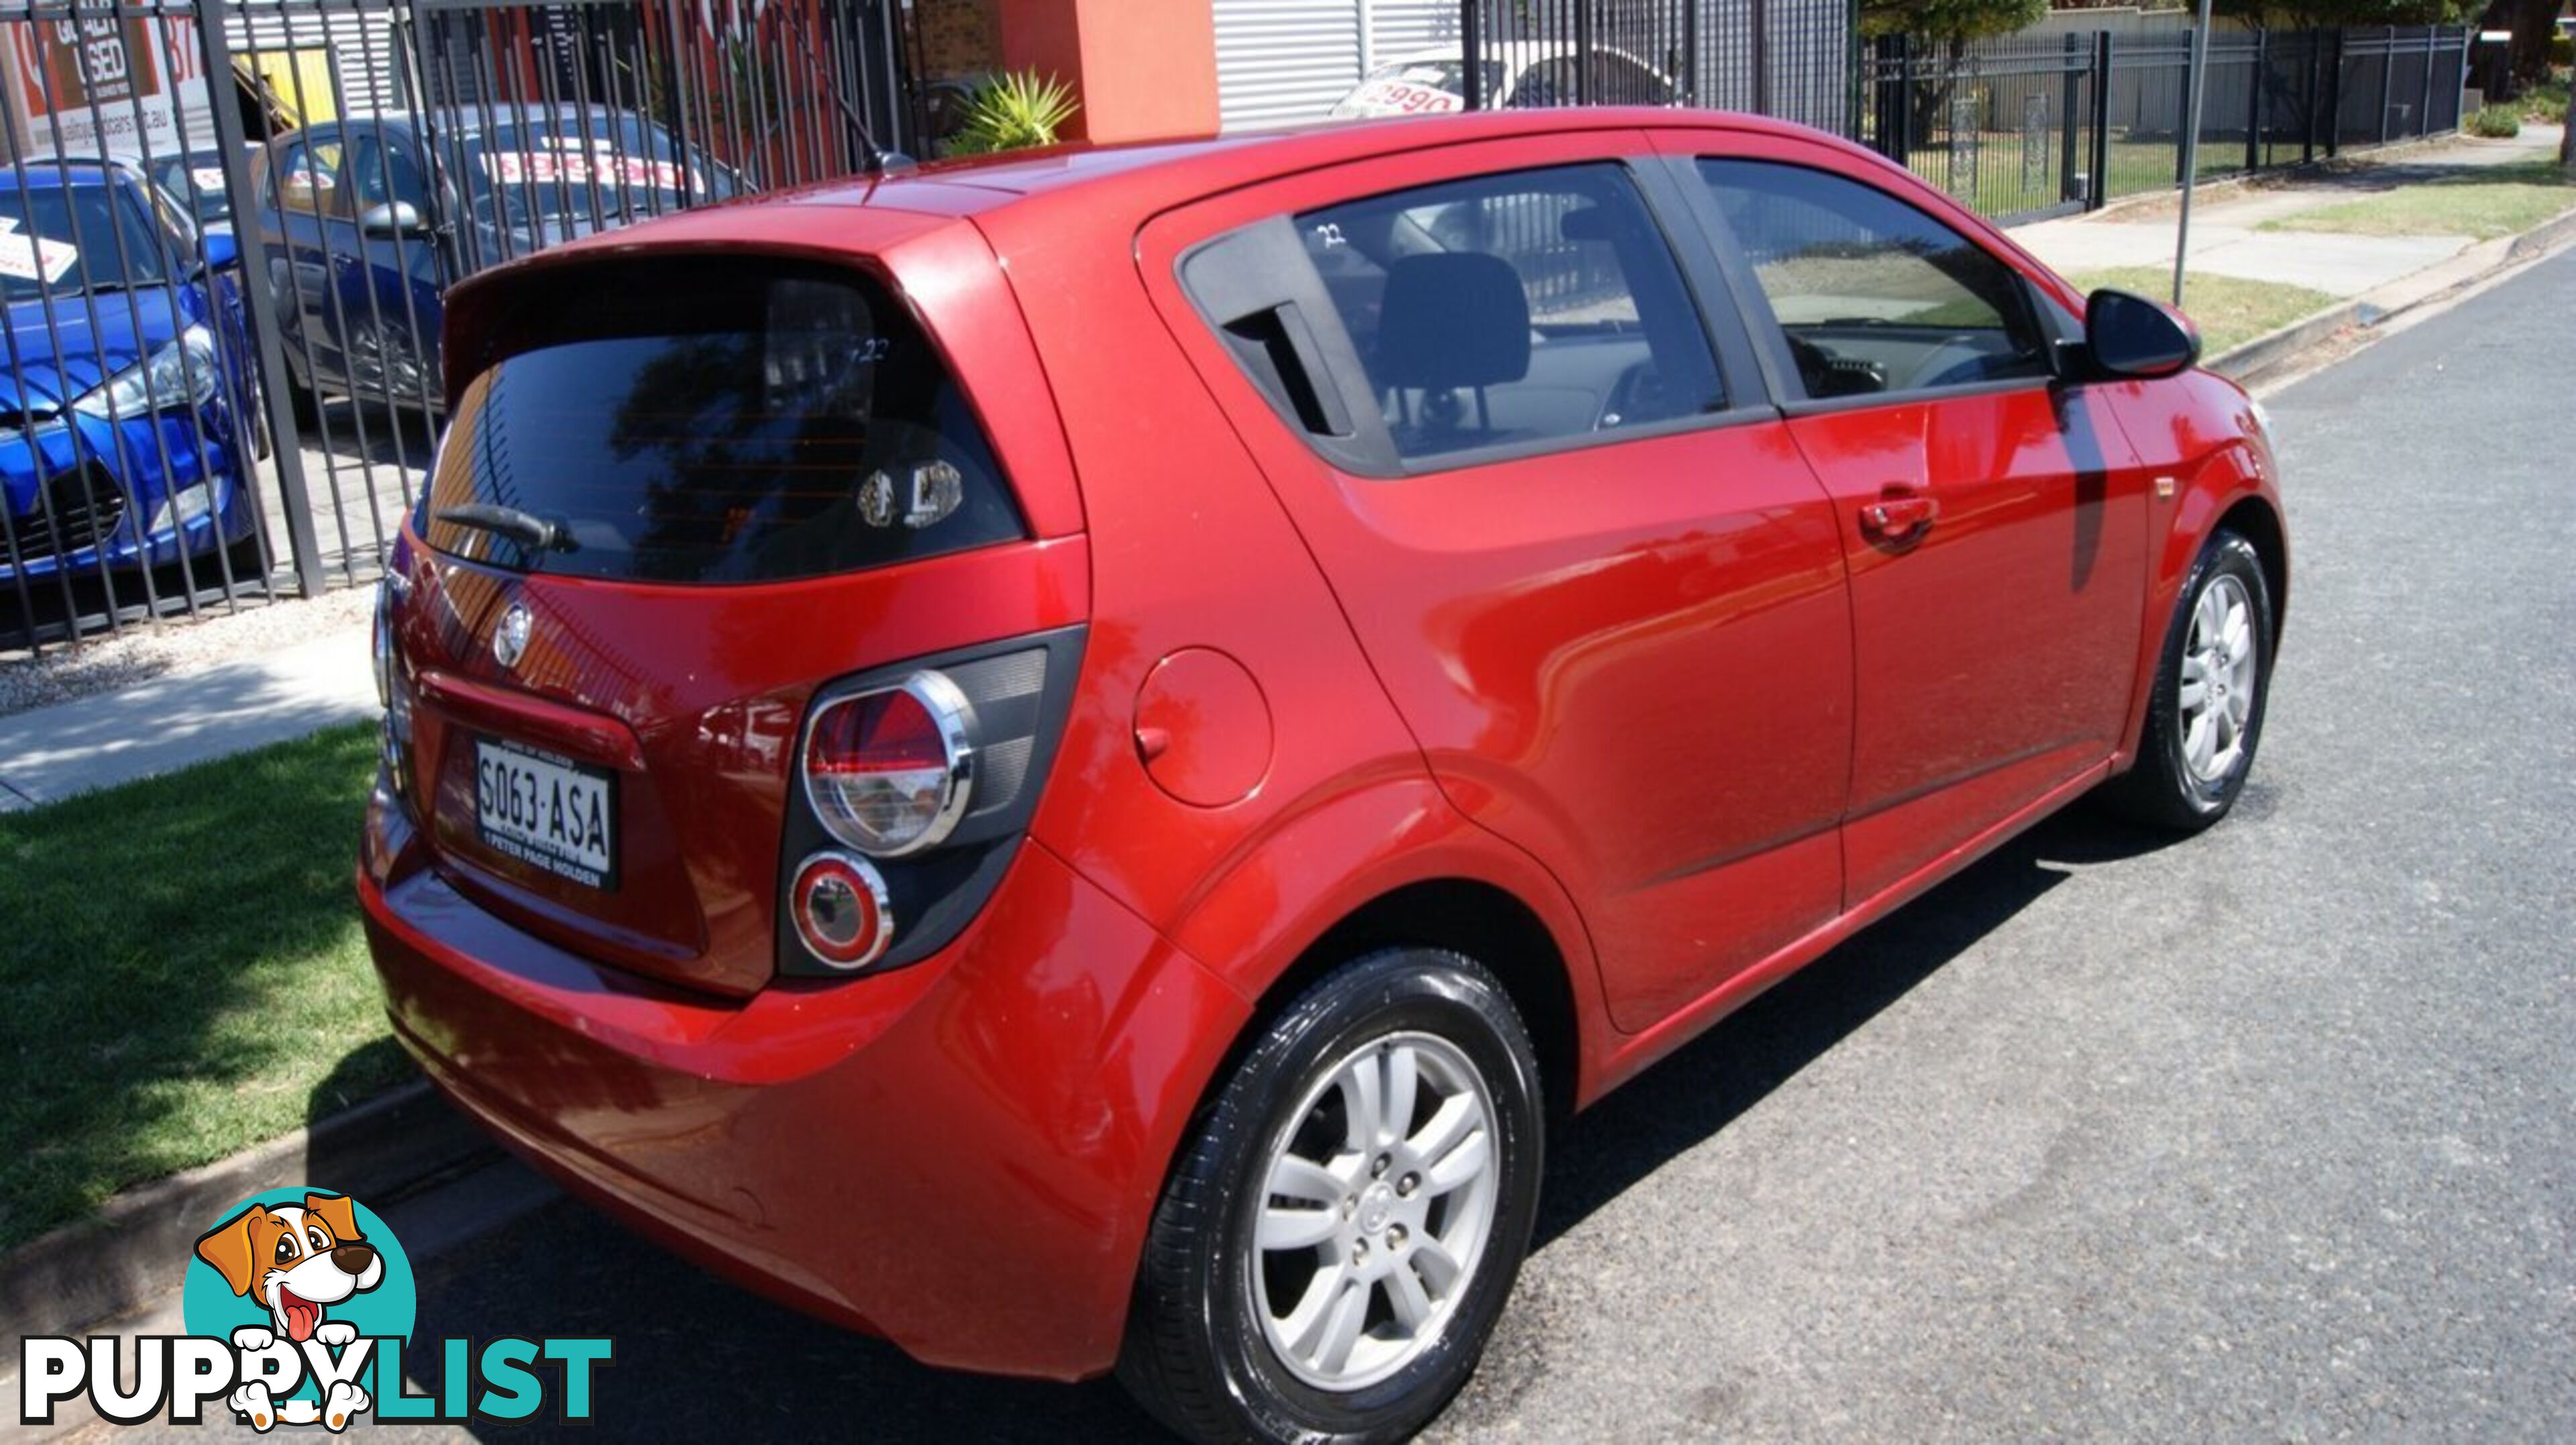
<box><xmin>0</xmin><ymin>585</ymin><xmax>376</xmax><ymax>718</ymax></box>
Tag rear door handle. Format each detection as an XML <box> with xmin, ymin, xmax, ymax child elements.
<box><xmin>1860</xmin><ymin>494</ymin><xmax>1938</xmax><ymax>545</ymax></box>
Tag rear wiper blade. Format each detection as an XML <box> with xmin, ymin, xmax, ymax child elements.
<box><xmin>435</xmin><ymin>503</ymin><xmax>574</xmax><ymax>553</ymax></box>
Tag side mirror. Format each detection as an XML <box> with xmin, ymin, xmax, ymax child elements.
<box><xmin>198</xmin><ymin>225</ymin><xmax>238</xmax><ymax>272</ymax></box>
<box><xmin>358</xmin><ymin>200</ymin><xmax>425</xmax><ymax>237</ymax></box>
<box><xmin>2084</xmin><ymin>287</ymin><xmax>2200</xmax><ymax>379</ymax></box>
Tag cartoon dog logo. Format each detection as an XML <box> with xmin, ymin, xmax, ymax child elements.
<box><xmin>193</xmin><ymin>1192</ymin><xmax>380</xmax><ymax>1430</ymax></box>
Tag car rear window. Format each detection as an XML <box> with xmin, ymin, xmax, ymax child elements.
<box><xmin>424</xmin><ymin>261</ymin><xmax>1022</xmax><ymax>584</ymax></box>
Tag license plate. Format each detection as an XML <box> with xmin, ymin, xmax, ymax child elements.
<box><xmin>473</xmin><ymin>737</ymin><xmax>617</xmax><ymax>890</ymax></box>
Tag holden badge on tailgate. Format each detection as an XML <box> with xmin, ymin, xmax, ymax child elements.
<box><xmin>492</xmin><ymin>602</ymin><xmax>532</xmax><ymax>670</ymax></box>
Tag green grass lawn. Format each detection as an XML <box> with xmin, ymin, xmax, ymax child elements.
<box><xmin>0</xmin><ymin>722</ymin><xmax>405</xmax><ymax>1249</ymax></box>
<box><xmin>2069</xmin><ymin>266</ymin><xmax>2339</xmax><ymax>357</ymax></box>
<box><xmin>2514</xmin><ymin>67</ymin><xmax>2568</xmax><ymax>125</ymax></box>
<box><xmin>2258</xmin><ymin>160</ymin><xmax>2576</xmax><ymax>242</ymax></box>
<box><xmin>1898</xmin><ymin>135</ymin><xmax>2239</xmax><ymax>219</ymax></box>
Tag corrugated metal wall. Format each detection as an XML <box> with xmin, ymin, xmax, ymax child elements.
<box><xmin>1216</xmin><ymin>0</ymin><xmax>1852</xmax><ymax>134</ymax></box>
<box><xmin>1214</xmin><ymin>0</ymin><xmax>1459</xmax><ymax>130</ymax></box>
<box><xmin>225</xmin><ymin>0</ymin><xmax>411</xmax><ymax>115</ymax></box>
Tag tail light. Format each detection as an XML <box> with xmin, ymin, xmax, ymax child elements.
<box><xmin>804</xmin><ymin>673</ymin><xmax>976</xmax><ymax>857</ymax></box>
<box><xmin>373</xmin><ymin>576</ymin><xmax>415</xmax><ymax>790</ymax></box>
<box><xmin>777</xmin><ymin>627</ymin><xmax>1085</xmax><ymax>979</ymax></box>
<box><xmin>790</xmin><ymin>852</ymin><xmax>895</xmax><ymax>969</ymax></box>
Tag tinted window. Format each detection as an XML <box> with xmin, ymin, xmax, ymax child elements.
<box><xmin>269</xmin><ymin>136</ymin><xmax>347</xmax><ymax>217</ymax></box>
<box><xmin>1299</xmin><ymin>164</ymin><xmax>1724</xmax><ymax>462</ymax></box>
<box><xmin>1698</xmin><ymin>159</ymin><xmax>2050</xmax><ymax>399</ymax></box>
<box><xmin>425</xmin><ymin>263</ymin><xmax>1021</xmax><ymax>584</ymax></box>
<box><xmin>346</xmin><ymin>133</ymin><xmax>429</xmax><ymax>213</ymax></box>
<box><xmin>0</xmin><ymin>182</ymin><xmax>175</xmax><ymax>302</ymax></box>
<box><xmin>149</xmin><ymin>153</ymin><xmax>231</xmax><ymax>226</ymax></box>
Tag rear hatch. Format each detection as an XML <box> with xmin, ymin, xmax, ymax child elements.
<box><xmin>385</xmin><ymin>232</ymin><xmax>1084</xmax><ymax>996</ymax></box>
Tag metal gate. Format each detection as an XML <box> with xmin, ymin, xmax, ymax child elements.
<box><xmin>0</xmin><ymin>0</ymin><xmax>918</xmax><ymax>657</ymax></box>
<box><xmin>1455</xmin><ymin>0</ymin><xmax>1854</xmax><ymax>133</ymax></box>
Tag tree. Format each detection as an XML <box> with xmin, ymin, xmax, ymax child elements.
<box><xmin>2217</xmin><ymin>0</ymin><xmax>2480</xmax><ymax>28</ymax></box>
<box><xmin>1862</xmin><ymin>0</ymin><xmax>2047</xmax><ymax>146</ymax></box>
<box><xmin>2477</xmin><ymin>0</ymin><xmax>2565</xmax><ymax>90</ymax></box>
<box><xmin>2563</xmin><ymin>81</ymin><xmax>2574</xmax><ymax>171</ymax></box>
<box><xmin>1859</xmin><ymin>0</ymin><xmax>2045</xmax><ymax>40</ymax></box>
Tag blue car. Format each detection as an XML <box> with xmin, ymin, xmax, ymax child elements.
<box><xmin>255</xmin><ymin>105</ymin><xmax>737</xmax><ymax>413</ymax></box>
<box><xmin>0</xmin><ymin>160</ymin><xmax>259</xmax><ymax>590</ymax></box>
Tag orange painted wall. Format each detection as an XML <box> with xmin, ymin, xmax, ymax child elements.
<box><xmin>996</xmin><ymin>0</ymin><xmax>1218</xmax><ymax>144</ymax></box>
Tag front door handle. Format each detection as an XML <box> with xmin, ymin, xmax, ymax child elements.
<box><xmin>1860</xmin><ymin>494</ymin><xmax>1938</xmax><ymax>545</ymax></box>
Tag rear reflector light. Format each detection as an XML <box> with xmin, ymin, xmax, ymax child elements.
<box><xmin>804</xmin><ymin>671</ymin><xmax>975</xmax><ymax>857</ymax></box>
<box><xmin>791</xmin><ymin>852</ymin><xmax>894</xmax><ymax>969</ymax></box>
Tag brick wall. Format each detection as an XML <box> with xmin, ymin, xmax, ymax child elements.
<box><xmin>916</xmin><ymin>0</ymin><xmax>1001</xmax><ymax>80</ymax></box>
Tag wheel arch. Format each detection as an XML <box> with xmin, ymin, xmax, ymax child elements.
<box><xmin>2215</xmin><ymin>493</ymin><xmax>2289</xmax><ymax>641</ymax></box>
<box><xmin>1240</xmin><ymin>877</ymin><xmax>1582</xmax><ymax>1128</ymax></box>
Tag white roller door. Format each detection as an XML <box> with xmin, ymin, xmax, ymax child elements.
<box><xmin>1216</xmin><ymin>0</ymin><xmax>1461</xmax><ymax>131</ymax></box>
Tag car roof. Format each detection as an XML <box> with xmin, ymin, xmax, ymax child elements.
<box><xmin>782</xmin><ymin>107</ymin><xmax>1818</xmax><ymax>219</ymax></box>
<box><xmin>0</xmin><ymin>159</ymin><xmax>136</xmax><ymax>189</ymax></box>
<box><xmin>299</xmin><ymin>103</ymin><xmax>639</xmax><ymax>140</ymax></box>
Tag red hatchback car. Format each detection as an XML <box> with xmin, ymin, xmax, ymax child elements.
<box><xmin>361</xmin><ymin>109</ymin><xmax>2285</xmax><ymax>1441</ymax></box>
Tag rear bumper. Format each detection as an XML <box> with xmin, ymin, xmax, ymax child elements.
<box><xmin>359</xmin><ymin>784</ymin><xmax>1249</xmax><ymax>1380</ymax></box>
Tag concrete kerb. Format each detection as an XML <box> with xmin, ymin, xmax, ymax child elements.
<box><xmin>2208</xmin><ymin>202</ymin><xmax>2576</xmax><ymax>387</ymax></box>
<box><xmin>0</xmin><ymin>1079</ymin><xmax>495</xmax><ymax>1353</ymax></box>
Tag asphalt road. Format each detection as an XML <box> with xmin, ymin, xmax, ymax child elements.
<box><xmin>79</xmin><ymin>249</ymin><xmax>2576</xmax><ymax>1442</ymax></box>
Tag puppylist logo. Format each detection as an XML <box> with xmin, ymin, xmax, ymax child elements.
<box><xmin>20</xmin><ymin>1188</ymin><xmax>611</xmax><ymax>1430</ymax></box>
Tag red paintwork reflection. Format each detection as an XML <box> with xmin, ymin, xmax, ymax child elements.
<box><xmin>396</xmin><ymin>535</ymin><xmax>1088</xmax><ymax>995</ymax></box>
<box><xmin>1787</xmin><ymin>386</ymin><xmax>2149</xmax><ymax>902</ymax></box>
<box><xmin>364</xmin><ymin>840</ymin><xmax>1246</xmax><ymax>1379</ymax></box>
<box><xmin>364</xmin><ymin>107</ymin><xmax>2287</xmax><ymax>1385</ymax></box>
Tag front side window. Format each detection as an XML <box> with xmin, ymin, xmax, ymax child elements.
<box><xmin>346</xmin><ymin>133</ymin><xmax>429</xmax><ymax>215</ymax></box>
<box><xmin>269</xmin><ymin>136</ymin><xmax>347</xmax><ymax>217</ymax></box>
<box><xmin>1297</xmin><ymin>163</ymin><xmax>1725</xmax><ymax>463</ymax></box>
<box><xmin>1698</xmin><ymin>159</ymin><xmax>2051</xmax><ymax>400</ymax></box>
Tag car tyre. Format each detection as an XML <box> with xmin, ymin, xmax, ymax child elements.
<box><xmin>2101</xmin><ymin>529</ymin><xmax>2275</xmax><ymax>831</ymax></box>
<box><xmin>1118</xmin><ymin>948</ymin><xmax>1544</xmax><ymax>1444</ymax></box>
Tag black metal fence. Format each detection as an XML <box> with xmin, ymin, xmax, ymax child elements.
<box><xmin>1459</xmin><ymin>0</ymin><xmax>1856</xmax><ymax>133</ymax></box>
<box><xmin>0</xmin><ymin>0</ymin><xmax>916</xmax><ymax>657</ymax></box>
<box><xmin>1859</xmin><ymin>23</ymin><xmax>2471</xmax><ymax>223</ymax></box>
<box><xmin>1454</xmin><ymin>3</ymin><xmax>2469</xmax><ymax>229</ymax></box>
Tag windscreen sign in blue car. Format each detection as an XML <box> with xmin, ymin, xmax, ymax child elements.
<box><xmin>0</xmin><ymin>161</ymin><xmax>260</xmax><ymax>592</ymax></box>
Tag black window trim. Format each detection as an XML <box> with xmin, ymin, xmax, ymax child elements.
<box><xmin>1662</xmin><ymin>152</ymin><xmax>2074</xmax><ymax>418</ymax></box>
<box><xmin>1175</xmin><ymin>152</ymin><xmax>1782</xmax><ymax>483</ymax></box>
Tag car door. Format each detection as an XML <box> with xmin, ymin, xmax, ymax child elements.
<box><xmin>261</xmin><ymin>127</ymin><xmax>356</xmax><ymax>392</ymax></box>
<box><xmin>338</xmin><ymin>127</ymin><xmax>445</xmax><ymax>408</ymax></box>
<box><xmin>1138</xmin><ymin>136</ymin><xmax>1854</xmax><ymax>1033</ymax></box>
<box><xmin>1660</xmin><ymin>132</ymin><xmax>2149</xmax><ymax>906</ymax></box>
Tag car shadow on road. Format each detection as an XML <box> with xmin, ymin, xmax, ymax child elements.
<box><xmin>1534</xmin><ymin>806</ymin><xmax>2176</xmax><ymax>1248</ymax></box>
<box><xmin>412</xmin><ymin>808</ymin><xmax>2181</xmax><ymax>1443</ymax></box>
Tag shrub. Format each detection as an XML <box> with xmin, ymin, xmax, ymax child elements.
<box><xmin>944</xmin><ymin>71</ymin><xmax>1079</xmax><ymax>157</ymax></box>
<box><xmin>2470</xmin><ymin>105</ymin><xmax>2522</xmax><ymax>139</ymax></box>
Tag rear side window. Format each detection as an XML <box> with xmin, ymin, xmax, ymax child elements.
<box><xmin>425</xmin><ymin>262</ymin><xmax>1022</xmax><ymax>584</ymax></box>
<box><xmin>1697</xmin><ymin>159</ymin><xmax>2051</xmax><ymax>398</ymax></box>
<box><xmin>1296</xmin><ymin>163</ymin><xmax>1725</xmax><ymax>463</ymax></box>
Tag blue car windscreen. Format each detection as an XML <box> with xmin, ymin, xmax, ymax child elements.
<box><xmin>0</xmin><ymin>184</ymin><xmax>173</xmax><ymax>303</ymax></box>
